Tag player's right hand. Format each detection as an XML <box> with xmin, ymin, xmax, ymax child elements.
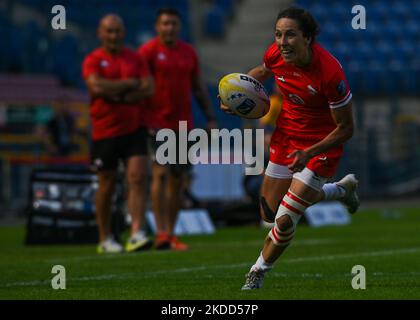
<box><xmin>217</xmin><ymin>95</ymin><xmax>236</xmax><ymax>115</ymax></box>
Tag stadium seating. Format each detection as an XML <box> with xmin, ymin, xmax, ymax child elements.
<box><xmin>203</xmin><ymin>6</ymin><xmax>226</xmax><ymax>38</ymax></box>
<box><xmin>0</xmin><ymin>0</ymin><xmax>418</xmax><ymax>95</ymax></box>
<box><xmin>0</xmin><ymin>0</ymin><xmax>191</xmax><ymax>88</ymax></box>
<box><xmin>202</xmin><ymin>0</ymin><xmax>238</xmax><ymax>38</ymax></box>
<box><xmin>296</xmin><ymin>0</ymin><xmax>419</xmax><ymax>94</ymax></box>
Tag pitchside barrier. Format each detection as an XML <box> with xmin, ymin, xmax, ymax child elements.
<box><xmin>25</xmin><ymin>168</ymin><xmax>125</xmax><ymax>245</ymax></box>
<box><xmin>304</xmin><ymin>201</ymin><xmax>351</xmax><ymax>227</ymax></box>
<box><xmin>145</xmin><ymin>209</ymin><xmax>216</xmax><ymax>236</ymax></box>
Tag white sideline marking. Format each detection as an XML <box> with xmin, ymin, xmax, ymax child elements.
<box><xmin>2</xmin><ymin>247</ymin><xmax>420</xmax><ymax>288</ymax></box>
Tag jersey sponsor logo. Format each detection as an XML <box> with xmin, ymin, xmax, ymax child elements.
<box><xmin>307</xmin><ymin>84</ymin><xmax>318</xmax><ymax>95</ymax></box>
<box><xmin>277</xmin><ymin>76</ymin><xmax>286</xmax><ymax>82</ymax></box>
<box><xmin>318</xmin><ymin>156</ymin><xmax>327</xmax><ymax>161</ymax></box>
<box><xmin>337</xmin><ymin>80</ymin><xmax>347</xmax><ymax>96</ymax></box>
<box><xmin>158</xmin><ymin>52</ymin><xmax>166</xmax><ymax>61</ymax></box>
<box><xmin>100</xmin><ymin>60</ymin><xmax>109</xmax><ymax>68</ymax></box>
<box><xmin>288</xmin><ymin>93</ymin><xmax>305</xmax><ymax>105</ymax></box>
<box><xmin>293</xmin><ymin>72</ymin><xmax>301</xmax><ymax>77</ymax></box>
<box><xmin>236</xmin><ymin>98</ymin><xmax>256</xmax><ymax>115</ymax></box>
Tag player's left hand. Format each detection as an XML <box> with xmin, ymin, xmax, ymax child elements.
<box><xmin>217</xmin><ymin>95</ymin><xmax>236</xmax><ymax>116</ymax></box>
<box><xmin>287</xmin><ymin>150</ymin><xmax>310</xmax><ymax>173</ymax></box>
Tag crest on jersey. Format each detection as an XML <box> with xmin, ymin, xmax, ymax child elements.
<box><xmin>337</xmin><ymin>80</ymin><xmax>346</xmax><ymax>96</ymax></box>
<box><xmin>100</xmin><ymin>60</ymin><xmax>109</xmax><ymax>68</ymax></box>
<box><xmin>288</xmin><ymin>93</ymin><xmax>305</xmax><ymax>105</ymax></box>
<box><xmin>158</xmin><ymin>52</ymin><xmax>166</xmax><ymax>61</ymax></box>
<box><xmin>236</xmin><ymin>98</ymin><xmax>256</xmax><ymax>115</ymax></box>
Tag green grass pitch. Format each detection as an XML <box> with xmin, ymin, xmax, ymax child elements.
<box><xmin>0</xmin><ymin>208</ymin><xmax>419</xmax><ymax>299</ymax></box>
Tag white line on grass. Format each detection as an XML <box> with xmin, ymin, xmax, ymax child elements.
<box><xmin>2</xmin><ymin>247</ymin><xmax>420</xmax><ymax>288</ymax></box>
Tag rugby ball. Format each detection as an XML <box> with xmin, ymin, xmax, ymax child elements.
<box><xmin>218</xmin><ymin>73</ymin><xmax>270</xmax><ymax>119</ymax></box>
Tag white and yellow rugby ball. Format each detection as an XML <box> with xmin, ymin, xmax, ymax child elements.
<box><xmin>218</xmin><ymin>73</ymin><xmax>270</xmax><ymax>119</ymax></box>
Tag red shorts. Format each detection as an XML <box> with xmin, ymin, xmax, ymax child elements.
<box><xmin>268</xmin><ymin>129</ymin><xmax>343</xmax><ymax>178</ymax></box>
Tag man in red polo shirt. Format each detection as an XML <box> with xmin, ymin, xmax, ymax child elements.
<box><xmin>82</xmin><ymin>14</ymin><xmax>154</xmax><ymax>254</ymax></box>
<box><xmin>138</xmin><ymin>8</ymin><xmax>217</xmax><ymax>250</ymax></box>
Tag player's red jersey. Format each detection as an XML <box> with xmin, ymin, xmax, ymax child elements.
<box><xmin>264</xmin><ymin>42</ymin><xmax>352</xmax><ymax>140</ymax></box>
<box><xmin>82</xmin><ymin>47</ymin><xmax>150</xmax><ymax>141</ymax></box>
<box><xmin>138</xmin><ymin>37</ymin><xmax>200</xmax><ymax>130</ymax></box>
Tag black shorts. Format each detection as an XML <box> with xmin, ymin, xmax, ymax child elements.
<box><xmin>91</xmin><ymin>127</ymin><xmax>148</xmax><ymax>171</ymax></box>
<box><xmin>147</xmin><ymin>129</ymin><xmax>193</xmax><ymax>176</ymax></box>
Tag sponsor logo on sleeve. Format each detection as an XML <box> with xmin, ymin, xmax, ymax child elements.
<box><xmin>337</xmin><ymin>80</ymin><xmax>347</xmax><ymax>96</ymax></box>
<box><xmin>307</xmin><ymin>84</ymin><xmax>318</xmax><ymax>95</ymax></box>
<box><xmin>288</xmin><ymin>93</ymin><xmax>305</xmax><ymax>105</ymax></box>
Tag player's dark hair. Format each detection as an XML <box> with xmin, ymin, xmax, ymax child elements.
<box><xmin>276</xmin><ymin>7</ymin><xmax>320</xmax><ymax>44</ymax></box>
<box><xmin>156</xmin><ymin>7</ymin><xmax>181</xmax><ymax>22</ymax></box>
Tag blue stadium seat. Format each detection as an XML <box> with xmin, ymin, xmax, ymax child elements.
<box><xmin>215</xmin><ymin>0</ymin><xmax>235</xmax><ymax>18</ymax></box>
<box><xmin>363</xmin><ymin>22</ymin><xmax>381</xmax><ymax>42</ymax></box>
<box><xmin>406</xmin><ymin>19</ymin><xmax>420</xmax><ymax>40</ymax></box>
<box><xmin>203</xmin><ymin>7</ymin><xmax>226</xmax><ymax>38</ymax></box>
<box><xmin>370</xmin><ymin>1</ymin><xmax>391</xmax><ymax>19</ymax></box>
<box><xmin>333</xmin><ymin>41</ymin><xmax>352</xmax><ymax>61</ymax></box>
<box><xmin>330</xmin><ymin>2</ymin><xmax>348</xmax><ymax>21</ymax></box>
<box><xmin>295</xmin><ymin>0</ymin><xmax>312</xmax><ymax>7</ymax></box>
<box><xmin>392</xmin><ymin>1</ymin><xmax>411</xmax><ymax>18</ymax></box>
<box><xmin>6</xmin><ymin>27</ymin><xmax>25</xmax><ymax>72</ymax></box>
<box><xmin>320</xmin><ymin>21</ymin><xmax>341</xmax><ymax>42</ymax></box>
<box><xmin>310</xmin><ymin>3</ymin><xmax>329</xmax><ymax>22</ymax></box>
<box><xmin>397</xmin><ymin>39</ymin><xmax>416</xmax><ymax>60</ymax></box>
<box><xmin>375</xmin><ymin>40</ymin><xmax>393</xmax><ymax>60</ymax></box>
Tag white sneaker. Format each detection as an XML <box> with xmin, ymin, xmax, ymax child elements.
<box><xmin>125</xmin><ymin>231</ymin><xmax>153</xmax><ymax>253</ymax></box>
<box><xmin>241</xmin><ymin>269</ymin><xmax>266</xmax><ymax>290</ymax></box>
<box><xmin>97</xmin><ymin>236</ymin><xmax>123</xmax><ymax>254</ymax></box>
<box><xmin>336</xmin><ymin>174</ymin><xmax>360</xmax><ymax>214</ymax></box>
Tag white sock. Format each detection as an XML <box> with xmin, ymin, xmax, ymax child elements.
<box><xmin>322</xmin><ymin>183</ymin><xmax>346</xmax><ymax>200</ymax></box>
<box><xmin>251</xmin><ymin>252</ymin><xmax>273</xmax><ymax>272</ymax></box>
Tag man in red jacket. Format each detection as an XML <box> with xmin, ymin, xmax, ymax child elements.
<box><xmin>139</xmin><ymin>8</ymin><xmax>217</xmax><ymax>250</ymax></box>
<box><xmin>82</xmin><ymin>14</ymin><xmax>154</xmax><ymax>254</ymax></box>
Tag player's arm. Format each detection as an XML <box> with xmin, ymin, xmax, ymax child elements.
<box><xmin>287</xmin><ymin>102</ymin><xmax>354</xmax><ymax>173</ymax></box>
<box><xmin>247</xmin><ymin>64</ymin><xmax>274</xmax><ymax>84</ymax></box>
<box><xmin>305</xmin><ymin>102</ymin><xmax>354</xmax><ymax>156</ymax></box>
<box><xmin>85</xmin><ymin>73</ymin><xmax>139</xmax><ymax>98</ymax></box>
<box><xmin>192</xmin><ymin>75</ymin><xmax>217</xmax><ymax>128</ymax></box>
<box><xmin>121</xmin><ymin>76</ymin><xmax>155</xmax><ymax>103</ymax></box>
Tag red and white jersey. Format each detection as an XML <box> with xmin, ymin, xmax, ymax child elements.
<box><xmin>263</xmin><ymin>42</ymin><xmax>352</xmax><ymax>139</ymax></box>
<box><xmin>138</xmin><ymin>37</ymin><xmax>200</xmax><ymax>130</ymax></box>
